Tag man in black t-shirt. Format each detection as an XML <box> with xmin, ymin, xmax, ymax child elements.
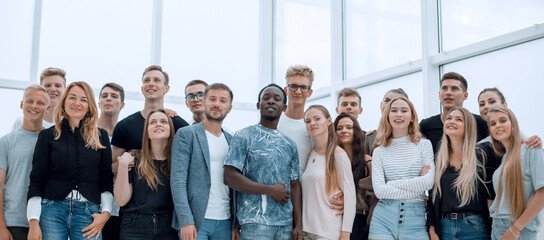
<box><xmin>111</xmin><ymin>65</ymin><xmax>188</xmax><ymax>173</ymax></box>
<box><xmin>419</xmin><ymin>72</ymin><xmax>488</xmax><ymax>154</ymax></box>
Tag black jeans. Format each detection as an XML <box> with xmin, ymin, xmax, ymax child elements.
<box><xmin>119</xmin><ymin>212</ymin><xmax>178</xmax><ymax>240</ymax></box>
<box><xmin>8</xmin><ymin>227</ymin><xmax>29</xmax><ymax>240</ymax></box>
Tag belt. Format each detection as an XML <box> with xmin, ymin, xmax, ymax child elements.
<box><xmin>442</xmin><ymin>212</ymin><xmax>480</xmax><ymax>220</ymax></box>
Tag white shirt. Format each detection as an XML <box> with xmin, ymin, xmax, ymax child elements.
<box><xmin>204</xmin><ymin>130</ymin><xmax>231</xmax><ymax>220</ymax></box>
<box><xmin>277</xmin><ymin>112</ymin><xmax>314</xmax><ymax>174</ymax></box>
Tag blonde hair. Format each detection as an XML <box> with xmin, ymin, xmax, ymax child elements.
<box><xmin>137</xmin><ymin>109</ymin><xmax>175</xmax><ymax>191</ymax></box>
<box><xmin>23</xmin><ymin>84</ymin><xmax>50</xmax><ymax>104</ymax></box>
<box><xmin>432</xmin><ymin>107</ymin><xmax>486</xmax><ymax>206</ymax></box>
<box><xmin>54</xmin><ymin>81</ymin><xmax>104</xmax><ymax>150</ymax></box>
<box><xmin>375</xmin><ymin>97</ymin><xmax>422</xmax><ymax>146</ymax></box>
<box><xmin>488</xmin><ymin>106</ymin><xmax>525</xmax><ymax>220</ymax></box>
<box><xmin>305</xmin><ymin>105</ymin><xmax>339</xmax><ymax>194</ymax></box>
<box><xmin>40</xmin><ymin>67</ymin><xmax>66</xmax><ymax>85</ymax></box>
<box><xmin>285</xmin><ymin>65</ymin><xmax>314</xmax><ymax>85</ymax></box>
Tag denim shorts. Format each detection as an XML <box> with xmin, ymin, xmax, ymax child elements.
<box><xmin>491</xmin><ymin>218</ymin><xmax>537</xmax><ymax>240</ymax></box>
<box><xmin>240</xmin><ymin>223</ymin><xmax>292</xmax><ymax>240</ymax></box>
<box><xmin>368</xmin><ymin>199</ymin><xmax>429</xmax><ymax>240</ymax></box>
<box><xmin>40</xmin><ymin>198</ymin><xmax>101</xmax><ymax>240</ymax></box>
<box><xmin>440</xmin><ymin>214</ymin><xmax>489</xmax><ymax>240</ymax></box>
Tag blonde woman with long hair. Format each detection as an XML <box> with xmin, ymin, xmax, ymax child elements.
<box><xmin>427</xmin><ymin>107</ymin><xmax>490</xmax><ymax>240</ymax></box>
<box><xmin>114</xmin><ymin>109</ymin><xmax>178</xmax><ymax>239</ymax></box>
<box><xmin>487</xmin><ymin>106</ymin><xmax>544</xmax><ymax>240</ymax></box>
<box><xmin>369</xmin><ymin>97</ymin><xmax>434</xmax><ymax>240</ymax></box>
<box><xmin>302</xmin><ymin>105</ymin><xmax>356</xmax><ymax>240</ymax></box>
<box><xmin>27</xmin><ymin>82</ymin><xmax>113</xmax><ymax>240</ymax></box>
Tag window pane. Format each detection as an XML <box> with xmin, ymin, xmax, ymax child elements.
<box><xmin>38</xmin><ymin>0</ymin><xmax>153</xmax><ymax>92</ymax></box>
<box><xmin>161</xmin><ymin>0</ymin><xmax>260</xmax><ymax>103</ymax></box>
<box><xmin>0</xmin><ymin>88</ymin><xmax>25</xmax><ymax>136</ymax></box>
<box><xmin>356</xmin><ymin>72</ymin><xmax>423</xmax><ymax>131</ymax></box>
<box><xmin>275</xmin><ymin>0</ymin><xmax>331</xmax><ymax>89</ymax></box>
<box><xmin>442</xmin><ymin>38</ymin><xmax>544</xmax><ymax>139</ymax></box>
<box><xmin>345</xmin><ymin>0</ymin><xmax>421</xmax><ymax>79</ymax></box>
<box><xmin>0</xmin><ymin>0</ymin><xmax>34</xmax><ymax>81</ymax></box>
<box><xmin>441</xmin><ymin>0</ymin><xmax>544</xmax><ymax>50</ymax></box>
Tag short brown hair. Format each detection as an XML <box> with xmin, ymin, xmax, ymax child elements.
<box><xmin>100</xmin><ymin>82</ymin><xmax>125</xmax><ymax>102</ymax></box>
<box><xmin>337</xmin><ymin>88</ymin><xmax>361</xmax><ymax>106</ymax></box>
<box><xmin>142</xmin><ymin>65</ymin><xmax>169</xmax><ymax>85</ymax></box>
<box><xmin>205</xmin><ymin>83</ymin><xmax>233</xmax><ymax>103</ymax></box>
<box><xmin>285</xmin><ymin>65</ymin><xmax>314</xmax><ymax>85</ymax></box>
<box><xmin>40</xmin><ymin>67</ymin><xmax>66</xmax><ymax>85</ymax></box>
<box><xmin>185</xmin><ymin>79</ymin><xmax>208</xmax><ymax>94</ymax></box>
<box><xmin>441</xmin><ymin>72</ymin><xmax>467</xmax><ymax>92</ymax></box>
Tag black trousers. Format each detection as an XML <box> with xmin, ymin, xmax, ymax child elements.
<box><xmin>351</xmin><ymin>213</ymin><xmax>370</xmax><ymax>240</ymax></box>
<box><xmin>119</xmin><ymin>212</ymin><xmax>178</xmax><ymax>240</ymax></box>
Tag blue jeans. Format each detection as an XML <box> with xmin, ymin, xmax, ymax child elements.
<box><xmin>119</xmin><ymin>212</ymin><xmax>178</xmax><ymax>240</ymax></box>
<box><xmin>196</xmin><ymin>218</ymin><xmax>231</xmax><ymax>240</ymax></box>
<box><xmin>369</xmin><ymin>199</ymin><xmax>429</xmax><ymax>240</ymax></box>
<box><xmin>491</xmin><ymin>218</ymin><xmax>537</xmax><ymax>240</ymax></box>
<box><xmin>39</xmin><ymin>198</ymin><xmax>101</xmax><ymax>240</ymax></box>
<box><xmin>440</xmin><ymin>214</ymin><xmax>489</xmax><ymax>240</ymax></box>
<box><xmin>240</xmin><ymin>223</ymin><xmax>292</xmax><ymax>240</ymax></box>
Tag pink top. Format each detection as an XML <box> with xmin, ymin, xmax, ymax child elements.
<box><xmin>301</xmin><ymin>150</ymin><xmax>356</xmax><ymax>240</ymax></box>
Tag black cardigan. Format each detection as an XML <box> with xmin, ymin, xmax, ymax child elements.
<box><xmin>27</xmin><ymin>119</ymin><xmax>113</xmax><ymax>204</ymax></box>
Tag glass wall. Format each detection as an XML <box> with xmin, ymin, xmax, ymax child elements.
<box><xmin>441</xmin><ymin>0</ymin><xmax>544</xmax><ymax>50</ymax></box>
<box><xmin>162</xmin><ymin>0</ymin><xmax>260</xmax><ymax>103</ymax></box>
<box><xmin>0</xmin><ymin>0</ymin><xmax>35</xmax><ymax>81</ymax></box>
<box><xmin>38</xmin><ymin>0</ymin><xmax>152</xmax><ymax>92</ymax></box>
<box><xmin>345</xmin><ymin>0</ymin><xmax>421</xmax><ymax>79</ymax></box>
<box><xmin>275</xmin><ymin>0</ymin><xmax>331</xmax><ymax>89</ymax></box>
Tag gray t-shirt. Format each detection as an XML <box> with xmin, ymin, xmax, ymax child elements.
<box><xmin>0</xmin><ymin>127</ymin><xmax>40</xmax><ymax>227</ymax></box>
<box><xmin>224</xmin><ymin>124</ymin><xmax>299</xmax><ymax>226</ymax></box>
<box><xmin>489</xmin><ymin>144</ymin><xmax>544</xmax><ymax>232</ymax></box>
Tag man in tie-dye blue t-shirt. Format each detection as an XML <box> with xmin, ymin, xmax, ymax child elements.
<box><xmin>224</xmin><ymin>84</ymin><xmax>302</xmax><ymax>240</ymax></box>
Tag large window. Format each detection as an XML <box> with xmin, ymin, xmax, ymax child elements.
<box><xmin>275</xmin><ymin>0</ymin><xmax>331</xmax><ymax>89</ymax></box>
<box><xmin>161</xmin><ymin>0</ymin><xmax>260</xmax><ymax>103</ymax></box>
<box><xmin>345</xmin><ymin>0</ymin><xmax>421</xmax><ymax>79</ymax></box>
<box><xmin>38</xmin><ymin>0</ymin><xmax>153</xmax><ymax>92</ymax></box>
<box><xmin>0</xmin><ymin>0</ymin><xmax>35</xmax><ymax>81</ymax></box>
<box><xmin>441</xmin><ymin>0</ymin><xmax>544</xmax><ymax>50</ymax></box>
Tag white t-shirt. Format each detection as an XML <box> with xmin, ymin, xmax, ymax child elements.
<box><xmin>277</xmin><ymin>112</ymin><xmax>314</xmax><ymax>174</ymax></box>
<box><xmin>204</xmin><ymin>130</ymin><xmax>231</xmax><ymax>220</ymax></box>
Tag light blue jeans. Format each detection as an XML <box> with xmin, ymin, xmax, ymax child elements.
<box><xmin>491</xmin><ymin>218</ymin><xmax>537</xmax><ymax>240</ymax></box>
<box><xmin>196</xmin><ymin>218</ymin><xmax>232</xmax><ymax>240</ymax></box>
<box><xmin>40</xmin><ymin>198</ymin><xmax>101</xmax><ymax>240</ymax></box>
<box><xmin>369</xmin><ymin>199</ymin><xmax>429</xmax><ymax>240</ymax></box>
<box><xmin>240</xmin><ymin>223</ymin><xmax>292</xmax><ymax>240</ymax></box>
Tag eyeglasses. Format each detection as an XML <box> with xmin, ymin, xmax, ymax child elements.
<box><xmin>185</xmin><ymin>92</ymin><xmax>204</xmax><ymax>101</ymax></box>
<box><xmin>287</xmin><ymin>84</ymin><xmax>311</xmax><ymax>93</ymax></box>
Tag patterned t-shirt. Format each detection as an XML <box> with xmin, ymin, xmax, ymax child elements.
<box><xmin>224</xmin><ymin>124</ymin><xmax>299</xmax><ymax>226</ymax></box>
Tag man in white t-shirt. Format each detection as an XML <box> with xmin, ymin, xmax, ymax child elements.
<box><xmin>171</xmin><ymin>83</ymin><xmax>238</xmax><ymax>240</ymax></box>
<box><xmin>0</xmin><ymin>85</ymin><xmax>50</xmax><ymax>240</ymax></box>
<box><xmin>277</xmin><ymin>65</ymin><xmax>314</xmax><ymax>174</ymax></box>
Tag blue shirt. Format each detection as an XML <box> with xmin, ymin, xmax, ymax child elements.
<box><xmin>489</xmin><ymin>144</ymin><xmax>544</xmax><ymax>232</ymax></box>
<box><xmin>224</xmin><ymin>124</ymin><xmax>299</xmax><ymax>226</ymax></box>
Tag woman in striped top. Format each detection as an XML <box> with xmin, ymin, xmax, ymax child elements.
<box><xmin>369</xmin><ymin>97</ymin><xmax>435</xmax><ymax>240</ymax></box>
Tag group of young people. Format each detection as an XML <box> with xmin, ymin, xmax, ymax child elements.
<box><xmin>0</xmin><ymin>64</ymin><xmax>542</xmax><ymax>240</ymax></box>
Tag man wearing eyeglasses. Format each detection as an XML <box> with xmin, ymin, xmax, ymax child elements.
<box><xmin>185</xmin><ymin>80</ymin><xmax>208</xmax><ymax>125</ymax></box>
<box><xmin>277</xmin><ymin>65</ymin><xmax>314</xmax><ymax>175</ymax></box>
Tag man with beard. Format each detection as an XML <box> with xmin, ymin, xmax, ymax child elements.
<box><xmin>224</xmin><ymin>84</ymin><xmax>303</xmax><ymax>240</ymax></box>
<box><xmin>171</xmin><ymin>83</ymin><xmax>238</xmax><ymax>240</ymax></box>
